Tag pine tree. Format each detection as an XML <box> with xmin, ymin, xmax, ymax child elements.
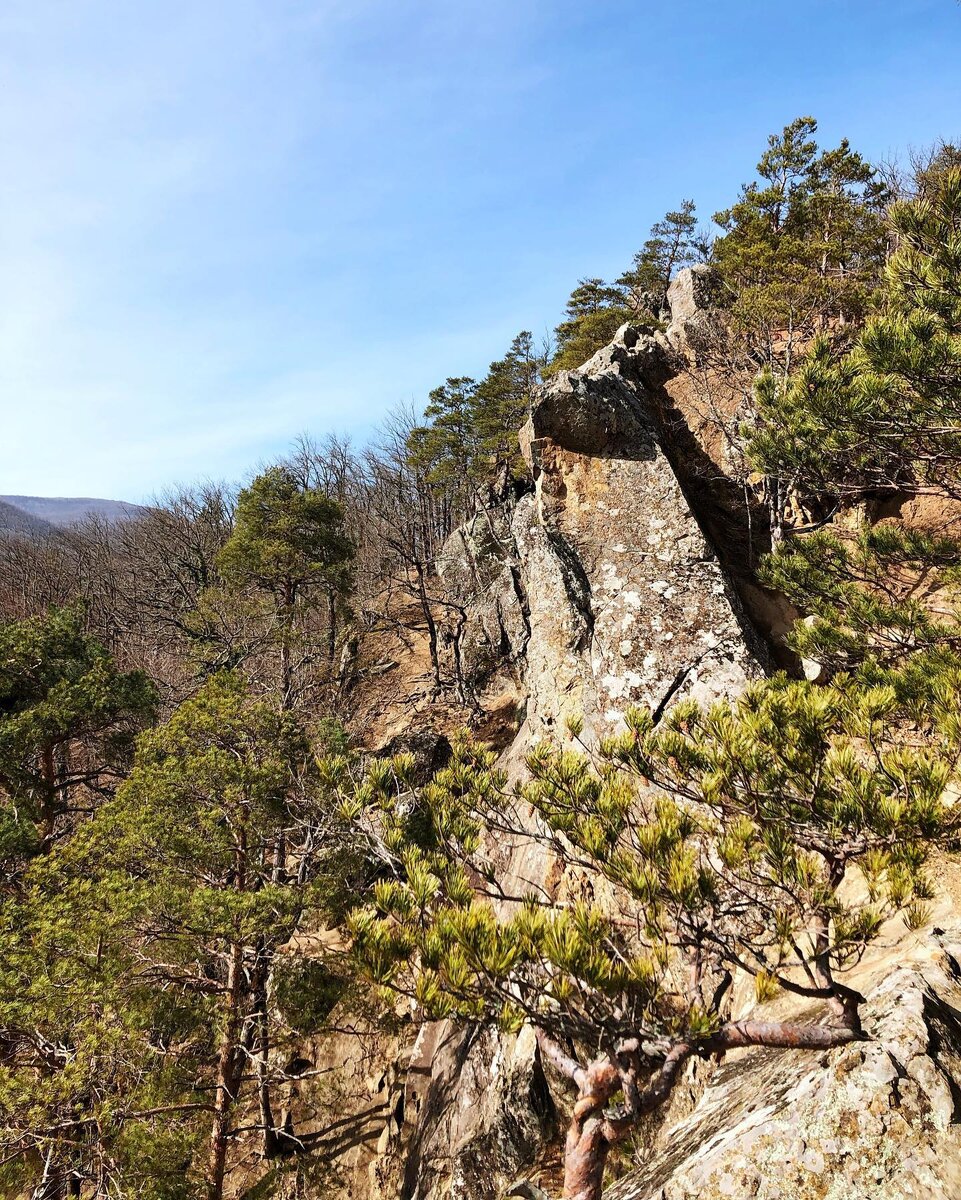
<box><xmin>407</xmin><ymin>336</ymin><xmax>545</xmax><ymax>500</ymax></box>
<box><xmin>749</xmin><ymin>165</ymin><xmax>961</xmax><ymax>520</ymax></box>
<box><xmin>342</xmin><ymin>674</ymin><xmax>959</xmax><ymax>1200</ymax></box>
<box><xmin>0</xmin><ymin>675</ymin><xmax>356</xmax><ymax>1199</ymax></box>
<box><xmin>759</xmin><ymin>523</ymin><xmax>961</xmax><ymax>688</ymax></box>
<box><xmin>217</xmin><ymin>467</ymin><xmax>354</xmax><ymax>703</ymax></box>
<box><xmin>406</xmin><ymin>378</ymin><xmax>483</xmax><ymax>498</ymax></box>
<box><xmin>472</xmin><ymin>331</ymin><xmax>544</xmax><ymax>476</ymax></box>
<box><xmin>712</xmin><ymin>117</ymin><xmax>889</xmax><ymax>378</ymax></box>
<box><xmin>0</xmin><ymin>606</ymin><xmax>156</xmax><ymax>881</ymax></box>
<box><xmin>547</xmin><ymin>278</ymin><xmax>634</xmax><ymax>375</ymax></box>
<box><xmin>618</xmin><ymin>199</ymin><xmax>704</xmax><ymax>314</ymax></box>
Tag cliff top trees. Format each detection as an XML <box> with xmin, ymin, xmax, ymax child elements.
<box><xmin>407</xmin><ymin>333</ymin><xmax>545</xmax><ymax>504</ymax></box>
<box><xmin>473</xmin><ymin>331</ymin><xmax>544</xmax><ymax>475</ymax></box>
<box><xmin>405</xmin><ymin>377</ymin><xmax>484</xmax><ymax>522</ymax></box>
<box><xmin>713</xmin><ymin>116</ymin><xmax>889</xmax><ymax>379</ymax></box>
<box><xmin>617</xmin><ymin>199</ymin><xmax>705</xmax><ymax>315</ymax></box>
<box><xmin>749</xmin><ymin>165</ymin><xmax>961</xmax><ymax>533</ymax></box>
<box><xmin>547</xmin><ymin>278</ymin><xmax>634</xmax><ymax>376</ymax></box>
<box><xmin>547</xmin><ymin>202</ymin><xmax>705</xmax><ymax>377</ymax></box>
<box><xmin>344</xmin><ymin>671</ymin><xmax>958</xmax><ymax>1199</ymax></box>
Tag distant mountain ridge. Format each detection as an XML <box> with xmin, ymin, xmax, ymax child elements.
<box><xmin>0</xmin><ymin>500</ymin><xmax>55</xmax><ymax>538</ymax></box>
<box><xmin>0</xmin><ymin>495</ymin><xmax>145</xmax><ymax>530</ymax></box>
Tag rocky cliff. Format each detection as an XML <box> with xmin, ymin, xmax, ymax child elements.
<box><xmin>438</xmin><ymin>292</ymin><xmax>766</xmax><ymax>752</ymax></box>
<box><xmin>271</xmin><ymin>271</ymin><xmax>961</xmax><ymax>1200</ymax></box>
<box><xmin>610</xmin><ymin>916</ymin><xmax>961</xmax><ymax>1200</ymax></box>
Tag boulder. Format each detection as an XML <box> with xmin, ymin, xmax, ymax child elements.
<box><xmin>609</xmin><ymin>928</ymin><xmax>961</xmax><ymax>1200</ymax></box>
<box><xmin>666</xmin><ymin>263</ymin><xmax>724</xmax><ymax>346</ymax></box>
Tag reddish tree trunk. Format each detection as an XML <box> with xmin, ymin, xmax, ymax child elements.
<box><xmin>563</xmin><ymin>1118</ymin><xmax>609</xmax><ymax>1200</ymax></box>
<box><xmin>543</xmin><ymin>1014</ymin><xmax>864</xmax><ymax>1200</ymax></box>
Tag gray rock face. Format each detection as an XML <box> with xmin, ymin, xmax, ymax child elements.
<box><xmin>437</xmin><ymin>502</ymin><xmax>530</xmax><ymax>687</ymax></box>
<box><xmin>665</xmin><ymin>263</ymin><xmax>723</xmax><ymax>347</ymax></box>
<box><xmin>350</xmin><ymin>271</ymin><xmax>961</xmax><ymax>1200</ymax></box>
<box><xmin>299</xmin><ymin>275</ymin><xmax>961</xmax><ymax>1200</ymax></box>
<box><xmin>390</xmin><ymin>1023</ymin><xmax>556</xmax><ymax>1200</ymax></box>
<box><xmin>440</xmin><ymin>320</ymin><xmax>766</xmax><ymax>749</ymax></box>
<box><xmin>402</xmin><ymin>319</ymin><xmax>769</xmax><ymax>1200</ymax></box>
<box><xmin>608</xmin><ymin>929</ymin><xmax>961</xmax><ymax>1200</ymax></box>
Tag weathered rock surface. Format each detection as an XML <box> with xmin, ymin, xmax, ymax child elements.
<box><xmin>665</xmin><ymin>262</ymin><xmax>724</xmax><ymax>347</ymax></box>
<box><xmin>403</xmin><ymin>307</ymin><xmax>770</xmax><ymax>1200</ymax></box>
<box><xmin>609</xmin><ymin>928</ymin><xmax>961</xmax><ymax>1200</ymax></box>
<box><xmin>387</xmin><ymin>1022</ymin><xmax>556</xmax><ymax>1200</ymax></box>
<box><xmin>437</xmin><ymin>500</ymin><xmax>530</xmax><ymax>688</ymax></box>
<box><xmin>440</xmin><ymin>317</ymin><xmax>766</xmax><ymax>750</ymax></box>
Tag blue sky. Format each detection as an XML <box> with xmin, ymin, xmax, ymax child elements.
<box><xmin>2</xmin><ymin>0</ymin><xmax>960</xmax><ymax>502</ymax></box>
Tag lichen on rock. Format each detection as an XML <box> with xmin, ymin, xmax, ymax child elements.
<box><xmin>608</xmin><ymin>930</ymin><xmax>961</xmax><ymax>1200</ymax></box>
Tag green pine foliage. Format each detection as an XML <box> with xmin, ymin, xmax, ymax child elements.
<box><xmin>218</xmin><ymin>466</ymin><xmax>354</xmax><ymax>601</ymax></box>
<box><xmin>713</xmin><ymin>116</ymin><xmax>889</xmax><ymax>375</ymax></box>
<box><xmin>0</xmin><ymin>674</ymin><xmax>356</xmax><ymax>1198</ymax></box>
<box><xmin>406</xmin><ymin>377</ymin><xmax>484</xmax><ymax>494</ymax></box>
<box><xmin>340</xmin><ymin>658</ymin><xmax>961</xmax><ymax>1196</ymax></box>
<box><xmin>407</xmin><ymin>332</ymin><xmax>545</xmax><ymax>499</ymax></box>
<box><xmin>345</xmin><ymin>675</ymin><xmax>955</xmax><ymax>1043</ymax></box>
<box><xmin>750</xmin><ymin>166</ymin><xmax>961</xmax><ymax>501</ymax></box>
<box><xmin>545</xmin><ymin>278</ymin><xmax>635</xmax><ymax>376</ymax></box>
<box><xmin>617</xmin><ymin>199</ymin><xmax>705</xmax><ymax>313</ymax></box>
<box><xmin>759</xmin><ymin>524</ymin><xmax>961</xmax><ymax>685</ymax></box>
<box><xmin>217</xmin><ymin>466</ymin><xmax>355</xmax><ymax>697</ymax></box>
<box><xmin>746</xmin><ymin>161</ymin><xmax>961</xmax><ymax>645</ymax></box>
<box><xmin>0</xmin><ymin>606</ymin><xmax>156</xmax><ymax>878</ymax></box>
<box><xmin>473</xmin><ymin>331</ymin><xmax>544</xmax><ymax>472</ymax></box>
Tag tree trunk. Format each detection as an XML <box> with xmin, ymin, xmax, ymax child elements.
<box><xmin>413</xmin><ymin>562</ymin><xmax>441</xmax><ymax>687</ymax></box>
<box><xmin>563</xmin><ymin>1117</ymin><xmax>609</xmax><ymax>1200</ymax></box>
<box><xmin>205</xmin><ymin>941</ymin><xmax>244</xmax><ymax>1200</ymax></box>
<box><xmin>326</xmin><ymin>587</ymin><xmax>337</xmax><ymax>664</ymax></box>
<box><xmin>37</xmin><ymin>743</ymin><xmax>58</xmax><ymax>849</ymax></box>
<box><xmin>251</xmin><ymin>942</ymin><xmax>284</xmax><ymax>1159</ymax></box>
<box><xmin>279</xmin><ymin>580</ymin><xmax>295</xmax><ymax>710</ymax></box>
<box><xmin>547</xmin><ymin>1012</ymin><xmax>864</xmax><ymax>1200</ymax></box>
<box><xmin>255</xmin><ymin>1012</ymin><xmax>280</xmax><ymax>1158</ymax></box>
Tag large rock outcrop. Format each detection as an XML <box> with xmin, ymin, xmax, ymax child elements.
<box><xmin>395</xmin><ymin>307</ymin><xmax>770</xmax><ymax>1200</ymax></box>
<box><xmin>609</xmin><ymin>924</ymin><xmax>961</xmax><ymax>1200</ymax></box>
<box><xmin>439</xmin><ymin>319</ymin><xmax>766</xmax><ymax>753</ymax></box>
<box><xmin>294</xmin><ymin>270</ymin><xmax>961</xmax><ymax>1200</ymax></box>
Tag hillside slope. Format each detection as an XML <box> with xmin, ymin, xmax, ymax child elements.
<box><xmin>0</xmin><ymin>500</ymin><xmax>54</xmax><ymax>538</ymax></box>
<box><xmin>0</xmin><ymin>495</ymin><xmax>143</xmax><ymax>527</ymax></box>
